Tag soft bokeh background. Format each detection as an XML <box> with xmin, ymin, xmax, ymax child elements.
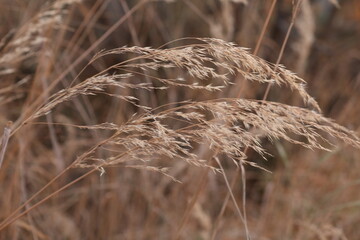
<box><xmin>0</xmin><ymin>0</ymin><xmax>359</xmax><ymax>239</ymax></box>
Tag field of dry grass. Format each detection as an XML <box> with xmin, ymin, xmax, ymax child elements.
<box><xmin>1</xmin><ymin>0</ymin><xmax>360</xmax><ymax>239</ymax></box>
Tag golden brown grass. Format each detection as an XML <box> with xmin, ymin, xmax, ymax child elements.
<box><xmin>1</xmin><ymin>0</ymin><xmax>360</xmax><ymax>239</ymax></box>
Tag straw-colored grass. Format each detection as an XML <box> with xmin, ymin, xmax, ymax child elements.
<box><xmin>1</xmin><ymin>0</ymin><xmax>359</xmax><ymax>239</ymax></box>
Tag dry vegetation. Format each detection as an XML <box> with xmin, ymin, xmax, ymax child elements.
<box><xmin>0</xmin><ymin>0</ymin><xmax>360</xmax><ymax>239</ymax></box>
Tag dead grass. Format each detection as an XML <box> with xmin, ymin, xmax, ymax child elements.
<box><xmin>0</xmin><ymin>0</ymin><xmax>360</xmax><ymax>239</ymax></box>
